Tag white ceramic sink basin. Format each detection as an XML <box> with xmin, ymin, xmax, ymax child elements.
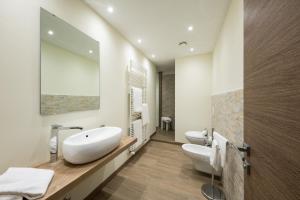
<box><xmin>62</xmin><ymin>127</ymin><xmax>122</xmax><ymax>164</ymax></box>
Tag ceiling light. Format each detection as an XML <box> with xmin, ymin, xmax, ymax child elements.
<box><xmin>151</xmin><ymin>54</ymin><xmax>156</xmax><ymax>58</ymax></box>
<box><xmin>188</xmin><ymin>26</ymin><xmax>194</xmax><ymax>31</ymax></box>
<box><xmin>48</xmin><ymin>30</ymin><xmax>54</xmax><ymax>35</ymax></box>
<box><xmin>137</xmin><ymin>39</ymin><xmax>142</xmax><ymax>44</ymax></box>
<box><xmin>89</xmin><ymin>50</ymin><xmax>93</xmax><ymax>54</ymax></box>
<box><xmin>190</xmin><ymin>47</ymin><xmax>194</xmax><ymax>52</ymax></box>
<box><xmin>107</xmin><ymin>6</ymin><xmax>114</xmax><ymax>13</ymax></box>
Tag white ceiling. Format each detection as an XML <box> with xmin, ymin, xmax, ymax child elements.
<box><xmin>84</xmin><ymin>0</ymin><xmax>231</xmax><ymax>71</ymax></box>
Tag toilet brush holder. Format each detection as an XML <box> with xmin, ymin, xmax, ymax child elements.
<box><xmin>201</xmin><ymin>168</ymin><xmax>225</xmax><ymax>200</ymax></box>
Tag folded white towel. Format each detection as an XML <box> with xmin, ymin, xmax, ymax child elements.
<box><xmin>132</xmin><ymin>119</ymin><xmax>143</xmax><ymax>148</ymax></box>
<box><xmin>210</xmin><ymin>139</ymin><xmax>220</xmax><ymax>171</ymax></box>
<box><xmin>0</xmin><ymin>167</ymin><xmax>54</xmax><ymax>200</ymax></box>
<box><xmin>0</xmin><ymin>195</ymin><xmax>22</xmax><ymax>200</ymax></box>
<box><xmin>131</xmin><ymin>87</ymin><xmax>143</xmax><ymax>112</ymax></box>
<box><xmin>213</xmin><ymin>132</ymin><xmax>228</xmax><ymax>168</ymax></box>
<box><xmin>141</xmin><ymin>104</ymin><xmax>150</xmax><ymax>125</ymax></box>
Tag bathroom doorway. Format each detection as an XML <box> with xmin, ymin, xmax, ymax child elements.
<box><xmin>152</xmin><ymin>69</ymin><xmax>176</xmax><ymax>143</ymax></box>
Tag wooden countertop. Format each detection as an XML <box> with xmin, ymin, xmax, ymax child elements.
<box><xmin>37</xmin><ymin>136</ymin><xmax>137</xmax><ymax>200</ymax></box>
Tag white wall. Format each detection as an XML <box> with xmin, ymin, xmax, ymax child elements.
<box><xmin>41</xmin><ymin>41</ymin><xmax>99</xmax><ymax>96</ymax></box>
<box><xmin>212</xmin><ymin>0</ymin><xmax>244</xmax><ymax>94</ymax></box>
<box><xmin>175</xmin><ymin>54</ymin><xmax>212</xmax><ymax>143</ymax></box>
<box><xmin>155</xmin><ymin>72</ymin><xmax>160</xmax><ymax>127</ymax></box>
<box><xmin>0</xmin><ymin>0</ymin><xmax>157</xmax><ymax>199</ymax></box>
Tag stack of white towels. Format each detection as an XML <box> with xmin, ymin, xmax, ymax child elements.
<box><xmin>131</xmin><ymin>104</ymin><xmax>150</xmax><ymax>148</ymax></box>
<box><xmin>132</xmin><ymin>119</ymin><xmax>143</xmax><ymax>148</ymax></box>
<box><xmin>131</xmin><ymin>87</ymin><xmax>150</xmax><ymax>123</ymax></box>
<box><xmin>131</xmin><ymin>87</ymin><xmax>143</xmax><ymax>113</ymax></box>
<box><xmin>0</xmin><ymin>167</ymin><xmax>54</xmax><ymax>200</ymax></box>
<box><xmin>131</xmin><ymin>87</ymin><xmax>150</xmax><ymax>147</ymax></box>
<box><xmin>141</xmin><ymin>103</ymin><xmax>150</xmax><ymax>126</ymax></box>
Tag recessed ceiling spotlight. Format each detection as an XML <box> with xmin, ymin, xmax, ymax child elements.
<box><xmin>178</xmin><ymin>41</ymin><xmax>188</xmax><ymax>46</ymax></box>
<box><xmin>48</xmin><ymin>30</ymin><xmax>54</xmax><ymax>35</ymax></box>
<box><xmin>137</xmin><ymin>39</ymin><xmax>142</xmax><ymax>44</ymax></box>
<box><xmin>188</xmin><ymin>26</ymin><xmax>194</xmax><ymax>31</ymax></box>
<box><xmin>107</xmin><ymin>6</ymin><xmax>114</xmax><ymax>13</ymax></box>
<box><xmin>190</xmin><ymin>47</ymin><xmax>195</xmax><ymax>52</ymax></box>
<box><xmin>151</xmin><ymin>54</ymin><xmax>156</xmax><ymax>58</ymax></box>
<box><xmin>89</xmin><ymin>50</ymin><xmax>93</xmax><ymax>54</ymax></box>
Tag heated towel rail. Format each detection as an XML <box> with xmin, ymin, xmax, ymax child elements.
<box><xmin>127</xmin><ymin>60</ymin><xmax>148</xmax><ymax>152</ymax></box>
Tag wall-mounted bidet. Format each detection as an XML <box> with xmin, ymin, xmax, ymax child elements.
<box><xmin>182</xmin><ymin>144</ymin><xmax>221</xmax><ymax>175</ymax></box>
<box><xmin>185</xmin><ymin>129</ymin><xmax>208</xmax><ymax>145</ymax></box>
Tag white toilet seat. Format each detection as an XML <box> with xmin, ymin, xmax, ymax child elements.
<box><xmin>185</xmin><ymin>131</ymin><xmax>207</xmax><ymax>145</ymax></box>
<box><xmin>182</xmin><ymin>144</ymin><xmax>210</xmax><ymax>162</ymax></box>
<box><xmin>182</xmin><ymin>144</ymin><xmax>221</xmax><ymax>175</ymax></box>
<box><xmin>186</xmin><ymin>131</ymin><xmax>206</xmax><ymax>138</ymax></box>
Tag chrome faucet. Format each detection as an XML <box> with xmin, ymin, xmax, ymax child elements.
<box><xmin>49</xmin><ymin>124</ymin><xmax>83</xmax><ymax>163</ymax></box>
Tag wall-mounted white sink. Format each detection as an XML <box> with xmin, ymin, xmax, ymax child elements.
<box><xmin>62</xmin><ymin>127</ymin><xmax>122</xmax><ymax>164</ymax></box>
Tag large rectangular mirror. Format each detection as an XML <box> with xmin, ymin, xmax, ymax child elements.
<box><xmin>40</xmin><ymin>8</ymin><xmax>100</xmax><ymax>115</ymax></box>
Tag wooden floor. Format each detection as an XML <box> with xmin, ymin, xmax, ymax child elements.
<box><xmin>90</xmin><ymin>141</ymin><xmax>217</xmax><ymax>200</ymax></box>
<box><xmin>151</xmin><ymin>129</ymin><xmax>175</xmax><ymax>143</ymax></box>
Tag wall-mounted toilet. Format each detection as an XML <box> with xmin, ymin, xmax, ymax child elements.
<box><xmin>182</xmin><ymin>144</ymin><xmax>221</xmax><ymax>175</ymax></box>
<box><xmin>185</xmin><ymin>130</ymin><xmax>208</xmax><ymax>145</ymax></box>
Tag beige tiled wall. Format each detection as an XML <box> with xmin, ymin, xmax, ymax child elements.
<box><xmin>162</xmin><ymin>74</ymin><xmax>175</xmax><ymax>129</ymax></box>
<box><xmin>41</xmin><ymin>95</ymin><xmax>100</xmax><ymax>115</ymax></box>
<box><xmin>212</xmin><ymin>89</ymin><xmax>243</xmax><ymax>146</ymax></box>
<box><xmin>212</xmin><ymin>89</ymin><xmax>244</xmax><ymax>200</ymax></box>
